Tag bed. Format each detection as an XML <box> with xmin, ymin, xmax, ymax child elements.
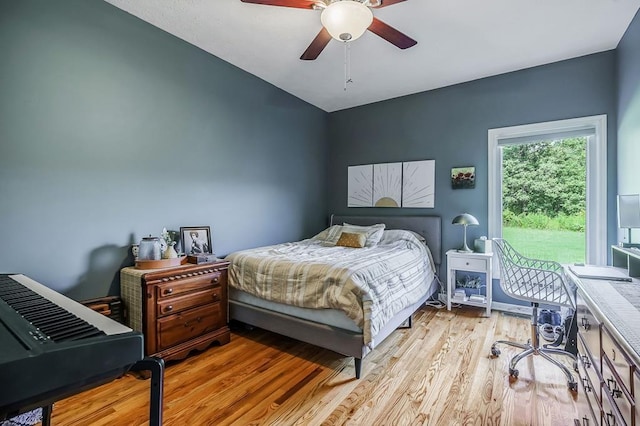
<box><xmin>226</xmin><ymin>214</ymin><xmax>442</xmax><ymax>378</ymax></box>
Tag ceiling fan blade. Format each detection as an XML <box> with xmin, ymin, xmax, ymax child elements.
<box><xmin>370</xmin><ymin>0</ymin><xmax>407</xmax><ymax>8</ymax></box>
<box><xmin>368</xmin><ymin>17</ymin><xmax>417</xmax><ymax>49</ymax></box>
<box><xmin>300</xmin><ymin>28</ymin><xmax>332</xmax><ymax>60</ymax></box>
<box><xmin>240</xmin><ymin>0</ymin><xmax>317</xmax><ymax>9</ymax></box>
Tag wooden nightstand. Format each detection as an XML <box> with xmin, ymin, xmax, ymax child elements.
<box><xmin>446</xmin><ymin>250</ymin><xmax>493</xmax><ymax>317</ymax></box>
<box><xmin>120</xmin><ymin>260</ymin><xmax>230</xmax><ymax>362</ymax></box>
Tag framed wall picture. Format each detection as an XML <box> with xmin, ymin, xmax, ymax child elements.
<box><xmin>373</xmin><ymin>162</ymin><xmax>402</xmax><ymax>207</ymax></box>
<box><xmin>451</xmin><ymin>166</ymin><xmax>476</xmax><ymax>189</ymax></box>
<box><xmin>347</xmin><ymin>164</ymin><xmax>373</xmax><ymax>207</ymax></box>
<box><xmin>180</xmin><ymin>226</ymin><xmax>212</xmax><ymax>255</ymax></box>
<box><xmin>402</xmin><ymin>160</ymin><xmax>435</xmax><ymax>208</ymax></box>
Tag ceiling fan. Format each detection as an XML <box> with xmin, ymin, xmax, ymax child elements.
<box><xmin>240</xmin><ymin>0</ymin><xmax>417</xmax><ymax>60</ymax></box>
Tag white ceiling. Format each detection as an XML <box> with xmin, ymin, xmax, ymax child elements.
<box><xmin>104</xmin><ymin>0</ymin><xmax>640</xmax><ymax>112</ymax></box>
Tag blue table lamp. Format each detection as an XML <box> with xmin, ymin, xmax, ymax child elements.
<box><xmin>452</xmin><ymin>213</ymin><xmax>479</xmax><ymax>252</ymax></box>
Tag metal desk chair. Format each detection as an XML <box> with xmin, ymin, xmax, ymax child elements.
<box><xmin>490</xmin><ymin>238</ymin><xmax>578</xmax><ymax>392</ymax></box>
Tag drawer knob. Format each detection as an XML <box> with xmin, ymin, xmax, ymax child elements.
<box><xmin>607</xmin><ymin>378</ymin><xmax>622</xmax><ymax>398</ymax></box>
<box><xmin>197</xmin><ymin>316</ymin><xmax>202</xmax><ymax>322</ymax></box>
<box><xmin>465</xmin><ymin>262</ymin><xmax>469</xmax><ymax>266</ymax></box>
<box><xmin>581</xmin><ymin>355</ymin><xmax>591</xmax><ymax>369</ymax></box>
<box><xmin>212</xmin><ymin>293</ymin><xmax>219</xmax><ymax>301</ymax></box>
<box><xmin>165</xmin><ymin>305</ymin><xmax>173</xmax><ymax>312</ymax></box>
<box><xmin>164</xmin><ymin>288</ymin><xmax>173</xmax><ymax>295</ymax></box>
<box><xmin>212</xmin><ymin>277</ymin><xmax>219</xmax><ymax>283</ymax></box>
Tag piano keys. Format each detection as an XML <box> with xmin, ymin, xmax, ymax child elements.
<box><xmin>0</xmin><ymin>274</ymin><xmax>151</xmax><ymax>423</ymax></box>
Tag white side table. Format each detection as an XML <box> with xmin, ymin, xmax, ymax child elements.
<box><xmin>446</xmin><ymin>249</ymin><xmax>493</xmax><ymax>317</ymax></box>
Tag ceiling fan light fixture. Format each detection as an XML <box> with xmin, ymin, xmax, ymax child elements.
<box><xmin>321</xmin><ymin>1</ymin><xmax>373</xmax><ymax>42</ymax></box>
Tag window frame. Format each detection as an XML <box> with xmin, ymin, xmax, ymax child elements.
<box><xmin>488</xmin><ymin>114</ymin><xmax>607</xmax><ymax>265</ymax></box>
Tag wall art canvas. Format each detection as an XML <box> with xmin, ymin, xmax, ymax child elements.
<box><xmin>402</xmin><ymin>160</ymin><xmax>435</xmax><ymax>208</ymax></box>
<box><xmin>347</xmin><ymin>164</ymin><xmax>373</xmax><ymax>207</ymax></box>
<box><xmin>373</xmin><ymin>162</ymin><xmax>402</xmax><ymax>207</ymax></box>
<box><xmin>451</xmin><ymin>166</ymin><xmax>476</xmax><ymax>189</ymax></box>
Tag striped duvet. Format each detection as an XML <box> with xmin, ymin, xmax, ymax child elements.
<box><xmin>226</xmin><ymin>230</ymin><xmax>435</xmax><ymax>347</ymax></box>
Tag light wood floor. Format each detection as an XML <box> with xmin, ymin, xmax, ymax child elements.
<box><xmin>46</xmin><ymin>306</ymin><xmax>586</xmax><ymax>425</ymax></box>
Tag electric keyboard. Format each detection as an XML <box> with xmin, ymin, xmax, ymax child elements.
<box><xmin>0</xmin><ymin>274</ymin><xmax>144</xmax><ymax>421</ymax></box>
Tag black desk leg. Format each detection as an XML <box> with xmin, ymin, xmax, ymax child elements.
<box><xmin>130</xmin><ymin>356</ymin><xmax>164</xmax><ymax>426</ymax></box>
<box><xmin>42</xmin><ymin>404</ymin><xmax>53</xmax><ymax>426</ymax></box>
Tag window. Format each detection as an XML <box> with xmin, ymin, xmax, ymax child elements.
<box><xmin>488</xmin><ymin>115</ymin><xmax>607</xmax><ymax>265</ymax></box>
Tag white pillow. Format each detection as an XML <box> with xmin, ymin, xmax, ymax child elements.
<box><xmin>311</xmin><ymin>225</ymin><xmax>341</xmax><ymax>242</ymax></box>
<box><xmin>407</xmin><ymin>230</ymin><xmax>427</xmax><ymax>244</ymax></box>
<box><xmin>380</xmin><ymin>229</ymin><xmax>425</xmax><ymax>245</ymax></box>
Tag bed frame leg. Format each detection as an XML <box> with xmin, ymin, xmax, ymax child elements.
<box><xmin>354</xmin><ymin>358</ymin><xmax>362</xmax><ymax>379</ymax></box>
<box><xmin>398</xmin><ymin>315</ymin><xmax>412</xmax><ymax>329</ymax></box>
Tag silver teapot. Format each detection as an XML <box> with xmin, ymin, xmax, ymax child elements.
<box><xmin>138</xmin><ymin>236</ymin><xmax>162</xmax><ymax>260</ymax></box>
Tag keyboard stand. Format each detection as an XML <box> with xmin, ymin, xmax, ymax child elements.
<box><xmin>37</xmin><ymin>356</ymin><xmax>164</xmax><ymax>426</ymax></box>
<box><xmin>130</xmin><ymin>356</ymin><xmax>165</xmax><ymax>426</ymax></box>
<box><xmin>42</xmin><ymin>405</ymin><xmax>52</xmax><ymax>426</ymax></box>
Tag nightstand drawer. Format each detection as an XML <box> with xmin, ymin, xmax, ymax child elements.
<box><xmin>157</xmin><ymin>287</ymin><xmax>222</xmax><ymax>317</ymax></box>
<box><xmin>449</xmin><ymin>256</ymin><xmax>488</xmax><ymax>271</ymax></box>
<box><xmin>157</xmin><ymin>302</ymin><xmax>225</xmax><ymax>351</ymax></box>
<box><xmin>156</xmin><ymin>272</ymin><xmax>222</xmax><ymax>298</ymax></box>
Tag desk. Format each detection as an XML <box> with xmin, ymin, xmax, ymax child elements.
<box><xmin>568</xmin><ymin>268</ymin><xmax>640</xmax><ymax>425</ymax></box>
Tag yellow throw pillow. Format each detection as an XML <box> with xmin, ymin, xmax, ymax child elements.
<box><xmin>336</xmin><ymin>232</ymin><xmax>366</xmax><ymax>248</ymax></box>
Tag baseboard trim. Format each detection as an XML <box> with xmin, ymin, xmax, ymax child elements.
<box><xmin>492</xmin><ymin>301</ymin><xmax>532</xmax><ymax>316</ymax></box>
<box><xmin>436</xmin><ymin>293</ymin><xmax>532</xmax><ymax>317</ymax></box>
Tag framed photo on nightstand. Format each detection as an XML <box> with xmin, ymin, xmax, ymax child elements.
<box><xmin>180</xmin><ymin>226</ymin><xmax>212</xmax><ymax>255</ymax></box>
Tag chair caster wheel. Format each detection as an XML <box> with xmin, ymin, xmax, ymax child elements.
<box><xmin>568</xmin><ymin>381</ymin><xmax>578</xmax><ymax>392</ymax></box>
<box><xmin>491</xmin><ymin>347</ymin><xmax>500</xmax><ymax>357</ymax></box>
<box><xmin>509</xmin><ymin>368</ymin><xmax>519</xmax><ymax>378</ymax></box>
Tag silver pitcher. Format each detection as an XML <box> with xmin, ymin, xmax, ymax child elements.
<box><xmin>138</xmin><ymin>236</ymin><xmax>162</xmax><ymax>260</ymax></box>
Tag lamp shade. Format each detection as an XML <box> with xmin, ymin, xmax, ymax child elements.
<box><xmin>321</xmin><ymin>1</ymin><xmax>373</xmax><ymax>42</ymax></box>
<box><xmin>452</xmin><ymin>213</ymin><xmax>479</xmax><ymax>252</ymax></box>
<box><xmin>452</xmin><ymin>213</ymin><xmax>479</xmax><ymax>226</ymax></box>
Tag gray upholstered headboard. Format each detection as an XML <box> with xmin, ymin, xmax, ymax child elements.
<box><xmin>330</xmin><ymin>214</ymin><xmax>442</xmax><ymax>266</ymax></box>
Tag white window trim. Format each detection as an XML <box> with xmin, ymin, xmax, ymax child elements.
<box><xmin>488</xmin><ymin>114</ymin><xmax>607</xmax><ymax>265</ymax></box>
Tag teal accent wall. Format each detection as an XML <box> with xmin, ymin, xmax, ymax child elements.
<box><xmin>326</xmin><ymin>52</ymin><xmax>618</xmax><ymax>304</ymax></box>
<box><xmin>617</xmin><ymin>10</ymin><xmax>640</xmax><ymax>244</ymax></box>
<box><xmin>0</xmin><ymin>0</ymin><xmax>327</xmax><ymax>299</ymax></box>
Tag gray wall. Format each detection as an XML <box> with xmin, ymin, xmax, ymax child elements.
<box><xmin>617</xmin><ymin>10</ymin><xmax>640</xmax><ymax>243</ymax></box>
<box><xmin>0</xmin><ymin>0</ymin><xmax>327</xmax><ymax>299</ymax></box>
<box><xmin>327</xmin><ymin>52</ymin><xmax>618</xmax><ymax>303</ymax></box>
